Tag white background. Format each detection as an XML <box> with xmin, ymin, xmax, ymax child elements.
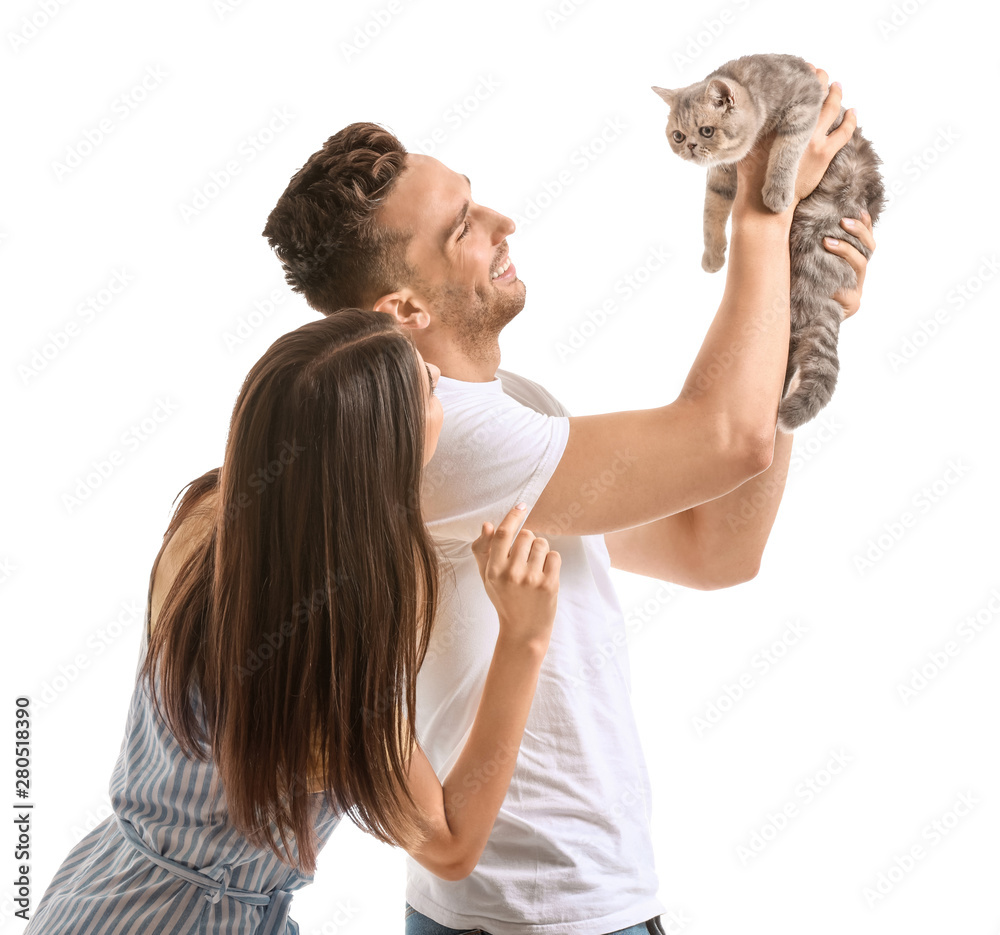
<box><xmin>3</xmin><ymin>0</ymin><xmax>999</xmax><ymax>933</ymax></box>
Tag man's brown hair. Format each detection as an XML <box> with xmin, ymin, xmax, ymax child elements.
<box><xmin>262</xmin><ymin>122</ymin><xmax>414</xmax><ymax>313</ymax></box>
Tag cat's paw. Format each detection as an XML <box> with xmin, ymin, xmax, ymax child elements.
<box><xmin>702</xmin><ymin>246</ymin><xmax>726</xmax><ymax>273</ymax></box>
<box><xmin>761</xmin><ymin>181</ymin><xmax>794</xmax><ymax>213</ymax></box>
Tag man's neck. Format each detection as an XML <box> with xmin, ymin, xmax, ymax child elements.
<box><xmin>414</xmin><ymin>332</ymin><xmax>500</xmax><ymax>383</ymax></box>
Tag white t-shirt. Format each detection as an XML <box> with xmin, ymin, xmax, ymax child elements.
<box><xmin>406</xmin><ymin>369</ymin><xmax>663</xmax><ymax>935</ymax></box>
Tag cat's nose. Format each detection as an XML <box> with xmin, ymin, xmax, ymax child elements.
<box><xmin>687</xmin><ymin>142</ymin><xmax>697</xmax><ymax>152</ymax></box>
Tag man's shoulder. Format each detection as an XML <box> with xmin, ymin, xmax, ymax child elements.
<box><xmin>495</xmin><ymin>368</ymin><xmax>572</xmax><ymax>419</ymax></box>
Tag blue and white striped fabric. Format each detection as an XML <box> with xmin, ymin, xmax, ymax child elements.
<box><xmin>26</xmin><ymin>625</ymin><xmax>342</xmax><ymax>934</ymax></box>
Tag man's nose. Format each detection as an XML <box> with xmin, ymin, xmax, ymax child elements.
<box><xmin>494</xmin><ymin>213</ymin><xmax>515</xmax><ymax>241</ymax></box>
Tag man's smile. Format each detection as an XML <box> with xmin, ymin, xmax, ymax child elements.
<box><xmin>491</xmin><ymin>255</ymin><xmax>515</xmax><ymax>282</ymax></box>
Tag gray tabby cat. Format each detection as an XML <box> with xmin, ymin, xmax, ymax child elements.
<box><xmin>652</xmin><ymin>53</ymin><xmax>884</xmax><ymax>432</ymax></box>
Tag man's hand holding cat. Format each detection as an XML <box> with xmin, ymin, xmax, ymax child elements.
<box><xmin>733</xmin><ymin>67</ymin><xmax>856</xmax><ymax>222</ymax></box>
<box><xmin>804</xmin><ymin>63</ymin><xmax>875</xmax><ymax>319</ymax></box>
<box><xmin>826</xmin><ymin>210</ymin><xmax>875</xmax><ymax>319</ymax></box>
<box><xmin>792</xmin><ymin>71</ymin><xmax>857</xmax><ymax>204</ymax></box>
<box><xmin>731</xmin><ymin>65</ymin><xmax>872</xmax><ymax>315</ymax></box>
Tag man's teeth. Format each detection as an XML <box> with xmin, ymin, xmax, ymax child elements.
<box><xmin>491</xmin><ymin>257</ymin><xmax>511</xmax><ymax>280</ymax></box>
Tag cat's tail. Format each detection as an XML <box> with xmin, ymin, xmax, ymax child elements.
<box><xmin>776</xmin><ymin>297</ymin><xmax>842</xmax><ymax>433</ymax></box>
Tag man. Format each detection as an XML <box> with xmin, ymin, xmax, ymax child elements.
<box><xmin>261</xmin><ymin>68</ymin><xmax>874</xmax><ymax>935</ymax></box>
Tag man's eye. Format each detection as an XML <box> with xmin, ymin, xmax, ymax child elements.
<box><xmin>457</xmin><ymin>221</ymin><xmax>470</xmax><ymax>241</ymax></box>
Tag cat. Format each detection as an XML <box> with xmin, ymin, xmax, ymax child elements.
<box><xmin>652</xmin><ymin>53</ymin><xmax>885</xmax><ymax>433</ymax></box>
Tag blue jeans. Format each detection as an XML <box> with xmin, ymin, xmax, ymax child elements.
<box><xmin>405</xmin><ymin>903</ymin><xmax>667</xmax><ymax>935</ymax></box>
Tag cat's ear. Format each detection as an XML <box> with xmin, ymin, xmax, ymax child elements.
<box><xmin>651</xmin><ymin>86</ymin><xmax>676</xmax><ymax>108</ymax></box>
<box><xmin>706</xmin><ymin>79</ymin><xmax>736</xmax><ymax>111</ymax></box>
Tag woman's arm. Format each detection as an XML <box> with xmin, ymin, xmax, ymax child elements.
<box><xmin>401</xmin><ymin>503</ymin><xmax>560</xmax><ymax>881</ymax></box>
<box><xmin>146</xmin><ymin>492</ymin><xmax>560</xmax><ymax>880</ymax></box>
<box><xmin>402</xmin><ymin>638</ymin><xmax>546</xmax><ymax>880</ymax></box>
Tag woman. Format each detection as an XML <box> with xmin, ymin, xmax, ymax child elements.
<box><xmin>26</xmin><ymin>309</ymin><xmax>560</xmax><ymax>934</ymax></box>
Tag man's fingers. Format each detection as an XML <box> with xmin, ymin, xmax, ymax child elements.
<box><xmin>823</xmin><ymin>238</ymin><xmax>867</xmax><ymax>318</ymax></box>
<box><xmin>830</xmin><ymin>286</ymin><xmax>862</xmax><ymax>319</ymax></box>
<box><xmin>824</xmin><ymin>236</ymin><xmax>867</xmax><ymax>281</ymax></box>
<box><xmin>828</xmin><ymin>107</ymin><xmax>857</xmax><ymax>148</ymax></box>
<box><xmin>817</xmin><ymin>82</ymin><xmax>843</xmax><ymax>134</ymax></box>
<box><xmin>839</xmin><ymin>214</ymin><xmax>876</xmax><ymax>253</ymax></box>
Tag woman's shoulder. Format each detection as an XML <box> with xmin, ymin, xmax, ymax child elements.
<box><xmin>149</xmin><ymin>492</ymin><xmax>218</xmax><ymax>634</ymax></box>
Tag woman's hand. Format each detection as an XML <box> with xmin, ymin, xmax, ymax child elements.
<box><xmin>471</xmin><ymin>503</ymin><xmax>560</xmax><ymax>650</ymax></box>
<box><xmin>402</xmin><ymin>504</ymin><xmax>561</xmax><ymax>882</ymax></box>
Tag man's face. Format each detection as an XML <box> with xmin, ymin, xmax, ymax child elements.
<box><xmin>378</xmin><ymin>153</ymin><xmax>524</xmax><ymax>356</ymax></box>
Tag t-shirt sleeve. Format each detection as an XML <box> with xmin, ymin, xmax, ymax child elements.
<box><xmin>421</xmin><ymin>390</ymin><xmax>570</xmax><ymax>543</ymax></box>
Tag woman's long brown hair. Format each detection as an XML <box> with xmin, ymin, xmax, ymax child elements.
<box><xmin>141</xmin><ymin>309</ymin><xmax>438</xmax><ymax>872</ymax></box>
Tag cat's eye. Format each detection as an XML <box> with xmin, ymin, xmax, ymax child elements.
<box><xmin>699</xmin><ymin>126</ymin><xmax>714</xmax><ymax>138</ymax></box>
<box><xmin>671</xmin><ymin>131</ymin><xmax>685</xmax><ymax>144</ymax></box>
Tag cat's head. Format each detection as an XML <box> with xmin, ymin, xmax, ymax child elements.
<box><xmin>651</xmin><ymin>78</ymin><xmax>760</xmax><ymax>166</ymax></box>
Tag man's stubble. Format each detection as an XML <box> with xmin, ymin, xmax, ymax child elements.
<box><xmin>423</xmin><ymin>276</ymin><xmax>526</xmax><ymax>364</ymax></box>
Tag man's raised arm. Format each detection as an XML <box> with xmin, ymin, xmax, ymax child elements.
<box><xmin>525</xmin><ymin>76</ymin><xmax>858</xmax><ymax>541</ymax></box>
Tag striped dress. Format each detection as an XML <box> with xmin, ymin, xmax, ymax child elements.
<box><xmin>25</xmin><ymin>627</ymin><xmax>342</xmax><ymax>935</ymax></box>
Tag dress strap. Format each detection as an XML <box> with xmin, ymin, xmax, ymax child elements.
<box><xmin>114</xmin><ymin>814</ymin><xmax>299</xmax><ymax>933</ymax></box>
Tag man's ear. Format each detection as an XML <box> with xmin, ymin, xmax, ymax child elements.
<box><xmin>371</xmin><ymin>292</ymin><xmax>431</xmax><ymax>330</ymax></box>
